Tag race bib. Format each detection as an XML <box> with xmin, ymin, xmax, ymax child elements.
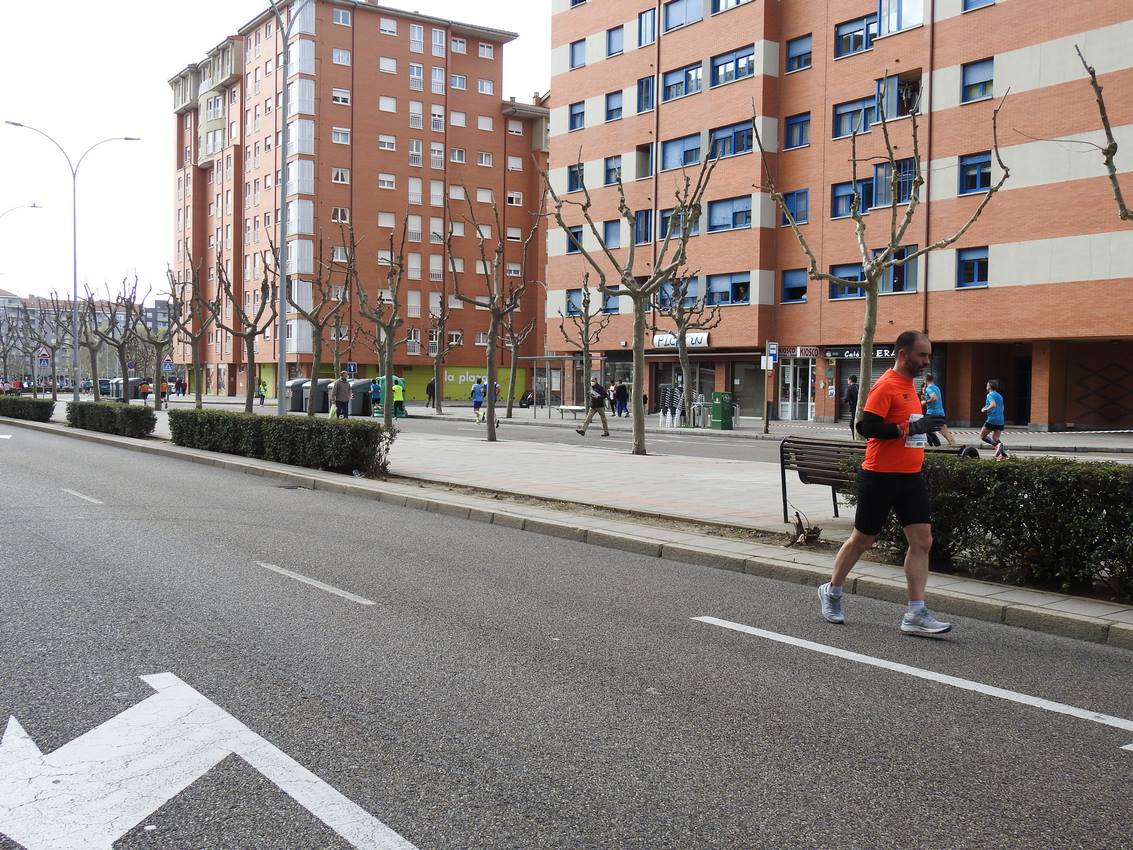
<box><xmin>905</xmin><ymin>413</ymin><xmax>928</xmax><ymax>448</ymax></box>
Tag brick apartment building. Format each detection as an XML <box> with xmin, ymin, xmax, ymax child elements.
<box><xmin>547</xmin><ymin>0</ymin><xmax>1133</xmax><ymax>429</ymax></box>
<box><xmin>169</xmin><ymin>0</ymin><xmax>549</xmax><ymax>402</ymax></box>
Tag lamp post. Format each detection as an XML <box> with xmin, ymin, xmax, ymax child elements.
<box><xmin>0</xmin><ymin>203</ymin><xmax>42</xmax><ymax>222</ymax></box>
<box><xmin>4</xmin><ymin>122</ymin><xmax>139</xmax><ymax>402</ymax></box>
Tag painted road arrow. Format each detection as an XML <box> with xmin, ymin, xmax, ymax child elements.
<box><xmin>0</xmin><ymin>672</ymin><xmax>418</xmax><ymax>849</ymax></box>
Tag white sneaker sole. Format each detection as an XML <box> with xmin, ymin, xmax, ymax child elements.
<box><xmin>900</xmin><ymin>622</ymin><xmax>953</xmax><ymax>635</ymax></box>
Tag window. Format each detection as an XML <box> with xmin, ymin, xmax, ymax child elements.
<box><xmin>878</xmin><ymin>0</ymin><xmax>923</xmax><ymax>36</ymax></box>
<box><xmin>332</xmin><ymin>48</ymin><xmax>351</xmax><ymax>65</ymax></box>
<box><xmin>959</xmin><ymin>151</ymin><xmax>992</xmax><ymax>194</ymax></box>
<box><xmin>711</xmin><ymin>44</ymin><xmax>755</xmax><ymax>86</ymax></box>
<box><xmin>408</xmin><ymin>63</ymin><xmax>424</xmax><ymax>90</ymax></box>
<box><xmin>477</xmin><ymin>115</ymin><xmax>493</xmax><ymax>131</ymax></box>
<box><xmin>479</xmin><ymin>42</ymin><xmax>495</xmax><ymax>59</ymax></box>
<box><xmin>782</xmin><ymin>269</ymin><xmax>807</xmax><ymax>303</ymax></box>
<box><xmin>507</xmin><ymin>155</ymin><xmax>523</xmax><ymax>171</ymax></box>
<box><xmin>638</xmin><ymin>9</ymin><xmax>656</xmax><ymax>46</ymax></box>
<box><xmin>408</xmin><ymin>138</ymin><xmax>423</xmax><ymax>166</ymax></box>
<box><xmin>637</xmin><ymin>76</ymin><xmax>655</xmax><ymax>112</ymax></box>
<box><xmin>476</xmin><ymin>150</ymin><xmax>492</xmax><ymax>166</ymax></box>
<box><xmin>962</xmin><ymin>59</ymin><xmax>994</xmax><ymax>102</ymax></box>
<box><xmin>659</xmin><ymin>207</ymin><xmax>699</xmax><ymax>238</ymax></box>
<box><xmin>829</xmin><ymin>263</ymin><xmax>866</xmax><ymax>299</ymax></box>
<box><xmin>478</xmin><ymin>79</ymin><xmax>494</xmax><ymax>95</ymax></box>
<box><xmin>835</xmin><ymin>15</ymin><xmax>877</xmax><ymax>57</ymax></box>
<box><xmin>449</xmin><ymin>184</ymin><xmax>466</xmax><ymax>200</ymax></box>
<box><xmin>409</xmin><ymin>101</ymin><xmax>423</xmax><ymax>127</ymax></box>
<box><xmin>784</xmin><ymin>113</ymin><xmax>810</xmax><ymax>148</ymax></box>
<box><xmin>603</xmin><ymin>219</ymin><xmax>621</xmax><ymax>248</ymax></box>
<box><xmin>709</xmin><ymin>121</ymin><xmax>753</xmax><ymax>158</ymax></box>
<box><xmin>476</xmin><ymin>188</ymin><xmax>493</xmax><ymax>204</ymax></box>
<box><xmin>600</xmin><ymin>286</ymin><xmax>621</xmax><ymax>314</ymax></box>
<box><xmin>963</xmin><ymin>0</ymin><xmax>995</xmax><ymax>9</ymax></box>
<box><xmin>451</xmin><ymin>111</ymin><xmax>466</xmax><ymax>127</ymax></box>
<box><xmin>713</xmin><ymin>0</ymin><xmax>751</xmax><ymax>10</ymax></box>
<box><xmin>663</xmin><ymin>62</ymin><xmax>703</xmax><ymax>101</ymax></box>
<box><xmin>379</xmin><ymin>96</ymin><xmax>397</xmax><ymax>112</ymax></box>
<box><xmin>451</xmin><ymin>36</ymin><xmax>467</xmax><ymax>53</ymax></box>
<box><xmin>432</xmin><ymin>67</ymin><xmax>446</xmax><ymax>94</ymax></box>
<box><xmin>380</xmin><ymin>18</ymin><xmax>397</xmax><ymax>35</ymax></box>
<box><xmin>872</xmin><ymin>157</ymin><xmax>916</xmax><ymax>207</ymax></box>
<box><xmin>876</xmin><ymin>72</ymin><xmax>922</xmax><ymax>119</ymax></box>
<box><xmin>664</xmin><ymin>0</ymin><xmax>703</xmax><ymax>32</ymax></box>
<box><xmin>432</xmin><ymin>29</ymin><xmax>445</xmax><ymax>57</ymax></box>
<box><xmin>566</xmin><ymin>225</ymin><xmax>583</xmax><ymax>254</ymax></box>
<box><xmin>378</xmin><ymin>212</ymin><xmax>396</xmax><ymax>228</ymax></box>
<box><xmin>378</xmin><ymin>134</ymin><xmax>396</xmax><ymax>150</ymax></box>
<box><xmin>571</xmin><ymin>0</ymin><xmax>587</xmax><ymax>6</ymax></box>
<box><xmin>604</xmin><ymin>155</ymin><xmax>622</xmax><ymax>185</ymax></box>
<box><xmin>506</xmin><ymin>226</ymin><xmax>522</xmax><ymax>242</ymax></box>
<box><xmin>331</xmin><ymin>127</ymin><xmax>351</xmax><ymax>144</ymax></box>
<box><xmin>451</xmin><ymin>73</ymin><xmax>467</xmax><ymax>90</ymax></box>
<box><xmin>331</xmin><ymin>87</ymin><xmax>351</xmax><ymax>105</ymax></box>
<box><xmin>833</xmin><ymin>97</ymin><xmax>876</xmax><ymax>137</ymax></box>
<box><xmin>636</xmin><ymin>143</ymin><xmax>654</xmax><ymax>178</ymax></box>
<box><xmin>567</xmin><ymin>163</ymin><xmax>584</xmax><ymax>192</ymax></box>
<box><xmin>331</xmin><ymin>167</ymin><xmax>350</xmax><ymax>184</ymax></box>
<box><xmin>706</xmin><ymin>272</ymin><xmax>750</xmax><ymax>305</ymax></box>
<box><xmin>431</xmin><ymin>105</ymin><xmax>445</xmax><ymax>132</ymax></box>
<box><xmin>662</xmin><ymin>133</ymin><xmax>701</xmax><ymax>169</ymax></box>
<box><xmin>570</xmin><ymin>39</ymin><xmax>586</xmax><ymax>69</ymax></box>
<box><xmin>508</xmin><ymin>119</ymin><xmax>524</xmax><ymax>136</ymax></box>
<box><xmin>831</xmin><ymin>180</ymin><xmax>873</xmax><ymax>217</ymax></box>
<box><xmin>607</xmin><ymin>26</ymin><xmax>624</xmax><ymax>56</ymax></box>
<box><xmin>707</xmin><ymin>195</ymin><xmax>751</xmax><ymax>231</ymax></box>
<box><xmin>506</xmin><ymin>263</ymin><xmax>521</xmax><ymax>278</ymax></box>
<box><xmin>781</xmin><ymin>190</ymin><xmax>808</xmax><ymax>225</ymax></box>
<box><xmin>605</xmin><ymin>91</ymin><xmax>623</xmax><ymax>121</ymax></box>
<box><xmin>569</xmin><ymin>101</ymin><xmax>585</xmax><ymax>130</ymax></box>
<box><xmin>410</xmin><ymin>24</ymin><xmax>424</xmax><ymax>53</ymax></box>
<box><xmin>876</xmin><ymin>245</ymin><xmax>918</xmax><ymax>292</ymax></box>
<box><xmin>634</xmin><ymin>210</ymin><xmax>653</xmax><ymax>244</ymax></box>
<box><xmin>786</xmin><ymin>35</ymin><xmax>812</xmax><ymax>72</ymax></box>
<box><xmin>378</xmin><ymin>173</ymin><xmax>395</xmax><ymax>189</ymax></box>
<box><xmin>379</xmin><ymin>56</ymin><xmax>397</xmax><ymax>74</ymax></box>
<box><xmin>331</xmin><ymin>206</ymin><xmax>350</xmax><ymax>223</ymax></box>
<box><xmin>957</xmin><ymin>246</ymin><xmax>989</xmax><ymax>287</ymax></box>
<box><xmin>565</xmin><ymin>289</ymin><xmax>583</xmax><ymax>316</ymax></box>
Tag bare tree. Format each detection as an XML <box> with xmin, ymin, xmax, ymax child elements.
<box><xmin>77</xmin><ymin>304</ymin><xmax>106</xmax><ymax>401</ymax></box>
<box><xmin>557</xmin><ymin>273</ymin><xmax>611</xmax><ymax>410</ymax></box>
<box><xmin>283</xmin><ymin>240</ymin><xmax>347</xmax><ymax>417</ymax></box>
<box><xmin>446</xmin><ymin>193</ymin><xmax>542</xmax><ymax>442</ymax></box>
<box><xmin>352</xmin><ymin>224</ymin><xmax>408</xmax><ymax>430</ymax></box>
<box><xmin>425</xmin><ymin>288</ymin><xmax>462</xmax><ymax>414</ymax></box>
<box><xmin>544</xmin><ymin>159</ymin><xmax>716</xmax><ymax>455</ymax></box>
<box><xmin>499</xmin><ymin>307</ymin><xmax>536</xmax><ymax>420</ymax></box>
<box><xmin>87</xmin><ymin>277</ymin><xmax>147</xmax><ymax>403</ymax></box>
<box><xmin>753</xmin><ymin>92</ymin><xmax>1010</xmax><ymax>432</ymax></box>
<box><xmin>650</xmin><ymin>269</ymin><xmax>722</xmax><ymax>425</ymax></box>
<box><xmin>21</xmin><ymin>294</ymin><xmax>72</xmax><ymax>401</ymax></box>
<box><xmin>166</xmin><ymin>262</ymin><xmax>218</xmax><ymax>410</ymax></box>
<box><xmin>1075</xmin><ymin>46</ymin><xmax>1130</xmax><ymax>223</ymax></box>
<box><xmin>329</xmin><ymin>310</ymin><xmax>354</xmax><ymax>376</ymax></box>
<box><xmin>135</xmin><ymin>299</ymin><xmax>176</xmax><ymax>412</ymax></box>
<box><xmin>210</xmin><ymin>256</ymin><xmax>278</xmax><ymax>413</ymax></box>
<box><xmin>0</xmin><ymin>307</ymin><xmax>22</xmax><ymax>385</ymax></box>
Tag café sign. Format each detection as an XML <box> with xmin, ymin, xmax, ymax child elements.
<box><xmin>652</xmin><ymin>332</ymin><xmax>709</xmax><ymax>349</ymax></box>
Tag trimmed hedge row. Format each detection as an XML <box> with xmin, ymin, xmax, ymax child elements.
<box><xmin>848</xmin><ymin>454</ymin><xmax>1133</xmax><ymax>600</ymax></box>
<box><xmin>0</xmin><ymin>396</ymin><xmax>54</xmax><ymax>422</ymax></box>
<box><xmin>168</xmin><ymin>408</ymin><xmax>395</xmax><ymax>475</ymax></box>
<box><xmin>66</xmin><ymin>402</ymin><xmax>157</xmax><ymax>438</ymax></box>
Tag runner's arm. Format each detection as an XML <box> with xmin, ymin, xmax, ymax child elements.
<box><xmin>855</xmin><ymin>411</ymin><xmax>903</xmax><ymax>440</ymax></box>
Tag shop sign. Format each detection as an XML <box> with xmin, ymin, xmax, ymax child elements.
<box><xmin>823</xmin><ymin>345</ymin><xmax>896</xmax><ymax>360</ymax></box>
<box><xmin>779</xmin><ymin>346</ymin><xmax>820</xmax><ymax>358</ymax></box>
<box><xmin>652</xmin><ymin>332</ymin><xmax>709</xmax><ymax>349</ymax></box>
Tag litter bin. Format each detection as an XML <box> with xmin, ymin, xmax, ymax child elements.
<box><xmin>128</xmin><ymin>377</ymin><xmax>146</xmax><ymax>400</ymax></box>
<box><xmin>348</xmin><ymin>378</ymin><xmax>373</xmax><ymax>416</ymax></box>
<box><xmin>108</xmin><ymin>378</ymin><xmax>123</xmax><ymax>399</ymax></box>
<box><xmin>286</xmin><ymin>378</ymin><xmax>307</xmax><ymax>412</ymax></box>
<box><xmin>711</xmin><ymin>391</ymin><xmax>734</xmax><ymax>430</ymax></box>
<box><xmin>303</xmin><ymin>378</ymin><xmax>332</xmax><ymax>414</ymax></box>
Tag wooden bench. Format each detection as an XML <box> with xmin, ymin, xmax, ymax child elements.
<box><xmin>779</xmin><ymin>435</ymin><xmax>970</xmax><ymax>523</ymax></box>
<box><xmin>554</xmin><ymin>405</ymin><xmax>587</xmax><ymax>419</ymax></box>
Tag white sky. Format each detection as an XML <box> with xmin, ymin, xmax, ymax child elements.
<box><xmin>0</xmin><ymin>0</ymin><xmax>551</xmax><ymax>303</ymax></box>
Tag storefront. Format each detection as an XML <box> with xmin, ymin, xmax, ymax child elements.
<box><xmin>823</xmin><ymin>345</ymin><xmax>896</xmax><ymax>421</ymax></box>
<box><xmin>778</xmin><ymin>346</ymin><xmax>819</xmax><ymax>421</ymax></box>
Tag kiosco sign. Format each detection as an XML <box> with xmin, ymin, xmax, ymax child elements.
<box><xmin>652</xmin><ymin>332</ymin><xmax>709</xmax><ymax>349</ymax></box>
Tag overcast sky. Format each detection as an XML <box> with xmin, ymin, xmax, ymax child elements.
<box><xmin>0</xmin><ymin>0</ymin><xmax>551</xmax><ymax>302</ymax></box>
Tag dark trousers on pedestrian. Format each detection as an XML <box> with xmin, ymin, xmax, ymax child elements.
<box><xmin>336</xmin><ymin>400</ymin><xmax>349</xmax><ymax>419</ymax></box>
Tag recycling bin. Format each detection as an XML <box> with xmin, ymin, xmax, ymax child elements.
<box><xmin>348</xmin><ymin>378</ymin><xmax>373</xmax><ymax>416</ymax></box>
<box><xmin>286</xmin><ymin>378</ymin><xmax>308</xmax><ymax>412</ymax></box>
<box><xmin>711</xmin><ymin>391</ymin><xmax>734</xmax><ymax>430</ymax></box>
<box><xmin>303</xmin><ymin>378</ymin><xmax>332</xmax><ymax>414</ymax></box>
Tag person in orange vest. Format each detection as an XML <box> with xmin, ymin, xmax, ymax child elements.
<box><xmin>160</xmin><ymin>380</ymin><xmax>169</xmax><ymax>401</ymax></box>
<box><xmin>139</xmin><ymin>381</ymin><xmax>151</xmax><ymax>403</ymax></box>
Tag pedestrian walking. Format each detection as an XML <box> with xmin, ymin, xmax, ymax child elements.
<box><xmin>980</xmin><ymin>379</ymin><xmax>1009</xmax><ymax>459</ymax></box>
<box><xmin>919</xmin><ymin>372</ymin><xmax>956</xmax><ymax>446</ymax></box>
<box><xmin>255</xmin><ymin>380</ymin><xmax>267</xmax><ymax>406</ymax></box>
<box><xmin>332</xmin><ymin>371</ymin><xmax>351</xmax><ymax>419</ymax></box>
<box><xmin>470</xmin><ymin>377</ymin><xmax>487</xmax><ymax>423</ymax></box>
<box><xmin>816</xmin><ymin>330</ymin><xmax>952</xmax><ymax>636</ymax></box>
<box><xmin>139</xmin><ymin>381</ymin><xmax>150</xmax><ymax>404</ymax></box>
<box><xmin>392</xmin><ymin>380</ymin><xmax>406</xmax><ymax>417</ymax></box>
<box><xmin>575</xmin><ymin>377</ymin><xmax>611</xmax><ymax>437</ymax></box>
<box><xmin>608</xmin><ymin>381</ymin><xmax>617</xmax><ymax>412</ymax></box>
<box><xmin>843</xmin><ymin>375</ymin><xmax>859</xmax><ymax>437</ymax></box>
<box><xmin>614</xmin><ymin>381</ymin><xmax>629</xmax><ymax>417</ymax></box>
<box><xmin>160</xmin><ymin>380</ymin><xmax>169</xmax><ymax>402</ymax></box>
<box><xmin>426</xmin><ymin>377</ymin><xmax>436</xmax><ymax>408</ymax></box>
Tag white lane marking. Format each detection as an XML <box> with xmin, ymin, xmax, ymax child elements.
<box><xmin>0</xmin><ymin>435</ymin><xmax>11</xmax><ymax>439</ymax></box>
<box><xmin>0</xmin><ymin>673</ymin><xmax>417</xmax><ymax>850</ymax></box>
<box><xmin>255</xmin><ymin>561</ymin><xmax>375</xmax><ymax>606</ymax></box>
<box><xmin>61</xmin><ymin>488</ymin><xmax>103</xmax><ymax>505</ymax></box>
<box><xmin>693</xmin><ymin>616</ymin><xmax>1133</xmax><ymax>751</ymax></box>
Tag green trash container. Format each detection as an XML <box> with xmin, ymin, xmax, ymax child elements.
<box><xmin>711</xmin><ymin>391</ymin><xmax>734</xmax><ymax>430</ymax></box>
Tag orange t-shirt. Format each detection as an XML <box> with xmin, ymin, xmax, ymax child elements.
<box><xmin>862</xmin><ymin>368</ymin><xmax>925</xmax><ymax>473</ymax></box>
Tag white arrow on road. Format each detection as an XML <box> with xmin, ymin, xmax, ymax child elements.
<box><xmin>0</xmin><ymin>672</ymin><xmax>418</xmax><ymax>850</ymax></box>
<box><xmin>694</xmin><ymin>616</ymin><xmax>1133</xmax><ymax>751</ymax></box>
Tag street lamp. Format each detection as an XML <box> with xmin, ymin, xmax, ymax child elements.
<box><xmin>5</xmin><ymin>121</ymin><xmax>140</xmax><ymax>402</ymax></box>
<box><xmin>0</xmin><ymin>202</ymin><xmax>42</xmax><ymax>222</ymax></box>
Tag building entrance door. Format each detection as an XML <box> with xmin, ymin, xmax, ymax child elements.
<box><xmin>779</xmin><ymin>358</ymin><xmax>815</xmax><ymax>420</ymax></box>
<box><xmin>732</xmin><ymin>362</ymin><xmax>765</xmax><ymax>416</ymax></box>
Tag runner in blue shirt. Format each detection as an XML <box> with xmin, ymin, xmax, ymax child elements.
<box><xmin>470</xmin><ymin>378</ymin><xmax>487</xmax><ymax>424</ymax></box>
<box><xmin>919</xmin><ymin>372</ymin><xmax>956</xmax><ymax>446</ymax></box>
<box><xmin>979</xmin><ymin>378</ymin><xmax>1009</xmax><ymax>460</ymax></box>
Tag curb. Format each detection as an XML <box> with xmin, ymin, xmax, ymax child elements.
<box><xmin>4</xmin><ymin>414</ymin><xmax>1130</xmax><ymax>651</ymax></box>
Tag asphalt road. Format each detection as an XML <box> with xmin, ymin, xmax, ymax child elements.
<box><xmin>2</xmin><ymin>426</ymin><xmax>1131</xmax><ymax>849</ymax></box>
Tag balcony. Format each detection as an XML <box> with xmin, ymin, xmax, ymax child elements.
<box><xmin>408</xmin><ymin>228</ymin><xmax>422</xmax><ymax>242</ymax></box>
<box><xmin>409</xmin><ymin>77</ymin><xmax>423</xmax><ymax>91</ymax></box>
<box><xmin>429</xmin><ymin>270</ymin><xmax>443</xmax><ymax>282</ymax></box>
<box><xmin>409</xmin><ymin>114</ymin><xmax>424</xmax><ymax>129</ymax></box>
<box><xmin>430</xmin><ymin>154</ymin><xmax>443</xmax><ymax>169</ymax></box>
<box><xmin>428</xmin><ymin>341</ymin><xmax>439</xmax><ymax>356</ymax></box>
<box><xmin>409</xmin><ymin>152</ymin><xmax>422</xmax><ymax>166</ymax></box>
<box><xmin>406</xmin><ymin>340</ymin><xmax>421</xmax><ymax>355</ymax></box>
<box><xmin>409</xmin><ymin>191</ymin><xmax>423</xmax><ymax>204</ymax></box>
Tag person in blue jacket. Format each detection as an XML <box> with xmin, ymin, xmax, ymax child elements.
<box><xmin>979</xmin><ymin>378</ymin><xmax>1009</xmax><ymax>460</ymax></box>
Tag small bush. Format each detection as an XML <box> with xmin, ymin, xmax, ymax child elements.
<box><xmin>66</xmin><ymin>401</ymin><xmax>157</xmax><ymax>438</ymax></box>
<box><xmin>169</xmin><ymin>409</ymin><xmax>395</xmax><ymax>475</ymax></box>
<box><xmin>0</xmin><ymin>396</ymin><xmax>54</xmax><ymax>422</ymax></box>
<box><xmin>846</xmin><ymin>454</ymin><xmax>1133</xmax><ymax>600</ymax></box>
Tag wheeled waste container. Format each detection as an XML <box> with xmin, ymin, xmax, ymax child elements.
<box><xmin>286</xmin><ymin>378</ymin><xmax>307</xmax><ymax>412</ymax></box>
<box><xmin>711</xmin><ymin>391</ymin><xmax>734</xmax><ymax>430</ymax></box>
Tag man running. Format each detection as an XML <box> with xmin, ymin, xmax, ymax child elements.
<box><xmin>817</xmin><ymin>331</ymin><xmax>952</xmax><ymax>636</ymax></box>
<box><xmin>920</xmin><ymin>372</ymin><xmax>956</xmax><ymax>446</ymax></box>
<box><xmin>470</xmin><ymin>377</ymin><xmax>487</xmax><ymax>424</ymax></box>
<box><xmin>980</xmin><ymin>379</ymin><xmax>1008</xmax><ymax>460</ymax></box>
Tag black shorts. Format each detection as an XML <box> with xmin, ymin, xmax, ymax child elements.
<box><xmin>983</xmin><ymin>420</ymin><xmax>1003</xmax><ymax>432</ymax></box>
<box><xmin>854</xmin><ymin>470</ymin><xmax>931</xmax><ymax>536</ymax></box>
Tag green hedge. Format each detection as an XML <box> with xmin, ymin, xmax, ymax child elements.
<box><xmin>66</xmin><ymin>401</ymin><xmax>157</xmax><ymax>438</ymax></box>
<box><xmin>168</xmin><ymin>408</ymin><xmax>395</xmax><ymax>475</ymax></box>
<box><xmin>0</xmin><ymin>396</ymin><xmax>54</xmax><ymax>422</ymax></box>
<box><xmin>848</xmin><ymin>455</ymin><xmax>1133</xmax><ymax>600</ymax></box>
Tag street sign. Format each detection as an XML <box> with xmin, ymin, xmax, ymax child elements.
<box><xmin>37</xmin><ymin>357</ymin><xmax>50</xmax><ymax>369</ymax></box>
<box><xmin>760</xmin><ymin>355</ymin><xmax>772</xmax><ymax>371</ymax></box>
<box><xmin>162</xmin><ymin>357</ymin><xmax>175</xmax><ymax>373</ymax></box>
<box><xmin>346</xmin><ymin>361</ymin><xmax>358</xmax><ymax>375</ymax></box>
<box><xmin>126</xmin><ymin>361</ymin><xmax>135</xmax><ymax>372</ymax></box>
<box><xmin>36</xmin><ymin>347</ymin><xmax>48</xmax><ymax>359</ymax></box>
<box><xmin>767</xmin><ymin>341</ymin><xmax>779</xmax><ymax>364</ymax></box>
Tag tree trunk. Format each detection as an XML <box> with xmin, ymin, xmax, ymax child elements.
<box><xmin>118</xmin><ymin>348</ymin><xmax>130</xmax><ymax>403</ymax></box>
<box><xmin>152</xmin><ymin>344</ymin><xmax>166</xmax><ymax>412</ymax></box>
<box><xmin>505</xmin><ymin>341</ymin><xmax>517</xmax><ymax>418</ymax></box>
<box><xmin>242</xmin><ymin>335</ymin><xmax>256</xmax><ymax>413</ymax></box>
<box><xmin>631</xmin><ymin>299</ymin><xmax>647</xmax><ymax>455</ymax></box>
<box><xmin>192</xmin><ymin>344</ymin><xmax>203</xmax><ymax>410</ymax></box>
<box><xmin>433</xmin><ymin>352</ymin><xmax>443</xmax><ymax>414</ymax></box>
<box><xmin>307</xmin><ymin>340</ymin><xmax>322</xmax><ymax>417</ymax></box>
<box><xmin>485</xmin><ymin>314</ymin><xmax>499</xmax><ymax>442</ymax></box>
<box><xmin>382</xmin><ymin>345</ymin><xmax>395</xmax><ymax>430</ymax></box>
<box><xmin>88</xmin><ymin>347</ymin><xmax>100</xmax><ymax>401</ymax></box>
<box><xmin>677</xmin><ymin>328</ymin><xmax>693</xmax><ymax>427</ymax></box>
<box><xmin>854</xmin><ymin>281</ymin><xmax>880</xmax><ymax>437</ymax></box>
<box><xmin>49</xmin><ymin>351</ymin><xmax>58</xmax><ymax>401</ymax></box>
